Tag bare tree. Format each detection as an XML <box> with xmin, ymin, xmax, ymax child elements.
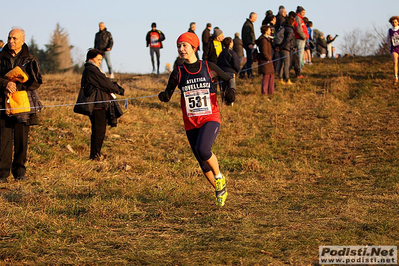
<box><xmin>339</xmin><ymin>28</ymin><xmax>379</xmax><ymax>56</ymax></box>
<box><xmin>50</xmin><ymin>23</ymin><xmax>73</xmax><ymax>72</ymax></box>
<box><xmin>374</xmin><ymin>25</ymin><xmax>390</xmax><ymax>55</ymax></box>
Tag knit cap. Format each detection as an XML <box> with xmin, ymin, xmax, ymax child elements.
<box><xmin>296</xmin><ymin>6</ymin><xmax>305</xmax><ymax>13</ymax></box>
<box><xmin>176</xmin><ymin>32</ymin><xmax>200</xmax><ymax>51</ymax></box>
<box><xmin>214</xmin><ymin>28</ymin><xmax>223</xmax><ymax>38</ymax></box>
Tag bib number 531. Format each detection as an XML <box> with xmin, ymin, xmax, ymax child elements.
<box><xmin>188</xmin><ymin>95</ymin><xmax>208</xmax><ymax>108</ymax></box>
<box><xmin>184</xmin><ymin>89</ymin><xmax>212</xmax><ymax>117</ymax></box>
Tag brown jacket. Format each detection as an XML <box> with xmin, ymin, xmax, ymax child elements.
<box><xmin>255</xmin><ymin>35</ymin><xmax>274</xmax><ymax>75</ymax></box>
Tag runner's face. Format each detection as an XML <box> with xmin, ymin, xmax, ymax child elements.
<box><xmin>392</xmin><ymin>19</ymin><xmax>398</xmax><ymax>27</ymax></box>
<box><xmin>177</xmin><ymin>42</ymin><xmax>194</xmax><ymax>59</ymax></box>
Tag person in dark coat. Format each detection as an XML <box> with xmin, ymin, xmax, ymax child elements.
<box><xmin>256</xmin><ymin>25</ymin><xmax>275</xmax><ymax>95</ymax></box>
<box><xmin>217</xmin><ymin>37</ymin><xmax>240</xmax><ymax>104</ymax></box>
<box><xmin>240</xmin><ymin>12</ymin><xmax>257</xmax><ymax>78</ymax></box>
<box><xmin>201</xmin><ymin>23</ymin><xmax>212</xmax><ymax>60</ymax></box>
<box><xmin>317</xmin><ymin>32</ymin><xmax>327</xmax><ymax>58</ymax></box>
<box><xmin>188</xmin><ymin>22</ymin><xmax>200</xmax><ymax>59</ymax></box>
<box><xmin>275</xmin><ymin>16</ymin><xmax>295</xmax><ymax>85</ymax></box>
<box><xmin>146</xmin><ymin>22</ymin><xmax>166</xmax><ymax>74</ymax></box>
<box><xmin>203</xmin><ymin>28</ymin><xmax>224</xmax><ymax>64</ymax></box>
<box><xmin>94</xmin><ymin>22</ymin><xmax>114</xmax><ymax>78</ymax></box>
<box><xmin>80</xmin><ymin>49</ymin><xmax>124</xmax><ymax>160</ymax></box>
<box><xmin>0</xmin><ymin>28</ymin><xmax>42</xmax><ymax>183</ymax></box>
<box><xmin>275</xmin><ymin>6</ymin><xmax>287</xmax><ymax>31</ymax></box>
<box><xmin>233</xmin><ymin>32</ymin><xmax>244</xmax><ymax>62</ymax></box>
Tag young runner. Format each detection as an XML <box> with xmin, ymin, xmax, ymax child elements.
<box><xmin>388</xmin><ymin>16</ymin><xmax>399</xmax><ymax>84</ymax></box>
<box><xmin>158</xmin><ymin>32</ymin><xmax>235</xmax><ymax>206</ymax></box>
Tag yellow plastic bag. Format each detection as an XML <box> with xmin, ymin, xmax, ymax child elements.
<box><xmin>6</xmin><ymin>91</ymin><xmax>31</xmax><ymax>115</ymax></box>
<box><xmin>5</xmin><ymin>66</ymin><xmax>29</xmax><ymax>83</ymax></box>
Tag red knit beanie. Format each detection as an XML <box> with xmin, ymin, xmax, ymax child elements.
<box><xmin>176</xmin><ymin>32</ymin><xmax>200</xmax><ymax>51</ymax></box>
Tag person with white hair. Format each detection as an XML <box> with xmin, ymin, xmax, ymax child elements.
<box><xmin>0</xmin><ymin>27</ymin><xmax>43</xmax><ymax>183</ymax></box>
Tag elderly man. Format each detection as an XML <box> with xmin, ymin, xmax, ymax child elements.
<box><xmin>275</xmin><ymin>6</ymin><xmax>287</xmax><ymax>31</ymax></box>
<box><xmin>240</xmin><ymin>12</ymin><xmax>257</xmax><ymax>79</ymax></box>
<box><xmin>94</xmin><ymin>22</ymin><xmax>114</xmax><ymax>79</ymax></box>
<box><xmin>0</xmin><ymin>28</ymin><xmax>42</xmax><ymax>183</ymax></box>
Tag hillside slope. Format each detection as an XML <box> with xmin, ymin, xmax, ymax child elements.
<box><xmin>0</xmin><ymin>56</ymin><xmax>398</xmax><ymax>265</ymax></box>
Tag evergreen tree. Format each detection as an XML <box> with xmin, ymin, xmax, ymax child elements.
<box><xmin>50</xmin><ymin>23</ymin><xmax>73</xmax><ymax>72</ymax></box>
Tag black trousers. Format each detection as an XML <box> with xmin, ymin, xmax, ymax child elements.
<box><xmin>0</xmin><ymin>117</ymin><xmax>29</xmax><ymax>179</ymax></box>
<box><xmin>186</xmin><ymin>121</ymin><xmax>220</xmax><ymax>173</ymax></box>
<box><xmin>89</xmin><ymin>109</ymin><xmax>107</xmax><ymax>159</ymax></box>
<box><xmin>241</xmin><ymin>47</ymin><xmax>254</xmax><ymax>77</ymax></box>
<box><xmin>150</xmin><ymin>47</ymin><xmax>161</xmax><ymax>72</ymax></box>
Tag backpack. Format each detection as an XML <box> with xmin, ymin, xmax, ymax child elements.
<box><xmin>273</xmin><ymin>27</ymin><xmax>285</xmax><ymax>46</ymax></box>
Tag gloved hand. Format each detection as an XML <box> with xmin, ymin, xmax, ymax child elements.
<box><xmin>158</xmin><ymin>91</ymin><xmax>170</xmax><ymax>102</ymax></box>
<box><xmin>224</xmin><ymin>87</ymin><xmax>236</xmax><ymax>104</ymax></box>
<box><xmin>113</xmin><ymin>82</ymin><xmax>125</xmax><ymax>96</ymax></box>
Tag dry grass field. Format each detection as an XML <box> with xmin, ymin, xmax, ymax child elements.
<box><xmin>0</xmin><ymin>56</ymin><xmax>398</xmax><ymax>265</ymax></box>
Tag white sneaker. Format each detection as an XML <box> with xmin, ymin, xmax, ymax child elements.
<box><xmin>110</xmin><ymin>73</ymin><xmax>114</xmax><ymax>79</ymax></box>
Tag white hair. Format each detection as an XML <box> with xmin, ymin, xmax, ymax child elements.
<box><xmin>10</xmin><ymin>27</ymin><xmax>25</xmax><ymax>40</ymax></box>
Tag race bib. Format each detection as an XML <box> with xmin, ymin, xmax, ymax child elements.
<box><xmin>392</xmin><ymin>33</ymin><xmax>399</xmax><ymax>47</ymax></box>
<box><xmin>184</xmin><ymin>89</ymin><xmax>212</xmax><ymax>117</ymax></box>
<box><xmin>150</xmin><ymin>36</ymin><xmax>159</xmax><ymax>46</ymax></box>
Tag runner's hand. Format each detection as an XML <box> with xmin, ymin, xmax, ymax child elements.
<box><xmin>158</xmin><ymin>91</ymin><xmax>170</xmax><ymax>102</ymax></box>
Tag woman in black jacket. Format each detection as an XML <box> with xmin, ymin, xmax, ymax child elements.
<box><xmin>276</xmin><ymin>16</ymin><xmax>295</xmax><ymax>85</ymax></box>
<box><xmin>217</xmin><ymin>37</ymin><xmax>240</xmax><ymax>105</ymax></box>
<box><xmin>80</xmin><ymin>49</ymin><xmax>124</xmax><ymax>160</ymax></box>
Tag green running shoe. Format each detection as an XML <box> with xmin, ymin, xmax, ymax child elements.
<box><xmin>215</xmin><ymin>174</ymin><xmax>226</xmax><ymax>192</ymax></box>
<box><xmin>215</xmin><ymin>174</ymin><xmax>227</xmax><ymax>206</ymax></box>
<box><xmin>216</xmin><ymin>189</ymin><xmax>228</xmax><ymax>207</ymax></box>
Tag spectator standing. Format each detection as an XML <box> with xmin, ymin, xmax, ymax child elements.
<box><xmin>388</xmin><ymin>16</ymin><xmax>399</xmax><ymax>84</ymax></box>
<box><xmin>78</xmin><ymin>49</ymin><xmax>125</xmax><ymax>160</ymax></box>
<box><xmin>275</xmin><ymin>6</ymin><xmax>287</xmax><ymax>31</ymax></box>
<box><xmin>233</xmin><ymin>32</ymin><xmax>244</xmax><ymax>64</ymax></box>
<box><xmin>326</xmin><ymin>34</ymin><xmax>338</xmax><ymax>58</ymax></box>
<box><xmin>256</xmin><ymin>25</ymin><xmax>275</xmax><ymax>96</ymax></box>
<box><xmin>263</xmin><ymin>15</ymin><xmax>276</xmax><ymax>36</ymax></box>
<box><xmin>217</xmin><ymin>37</ymin><xmax>240</xmax><ymax>104</ymax></box>
<box><xmin>146</xmin><ymin>22</ymin><xmax>166</xmax><ymax>75</ymax></box>
<box><xmin>316</xmin><ymin>32</ymin><xmax>327</xmax><ymax>58</ymax></box>
<box><xmin>240</xmin><ymin>12</ymin><xmax>257</xmax><ymax>79</ymax></box>
<box><xmin>201</xmin><ymin>23</ymin><xmax>212</xmax><ymax>60</ymax></box>
<box><xmin>203</xmin><ymin>28</ymin><xmax>224</xmax><ymax>64</ymax></box>
<box><xmin>305</xmin><ymin>21</ymin><xmax>314</xmax><ymax>64</ymax></box>
<box><xmin>188</xmin><ymin>22</ymin><xmax>200</xmax><ymax>59</ymax></box>
<box><xmin>293</xmin><ymin>6</ymin><xmax>309</xmax><ymax>70</ymax></box>
<box><xmin>276</xmin><ymin>16</ymin><xmax>295</xmax><ymax>85</ymax></box>
<box><xmin>0</xmin><ymin>28</ymin><xmax>43</xmax><ymax>183</ymax></box>
<box><xmin>94</xmin><ymin>22</ymin><xmax>114</xmax><ymax>79</ymax></box>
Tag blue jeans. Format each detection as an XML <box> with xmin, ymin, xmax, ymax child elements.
<box><xmin>296</xmin><ymin>39</ymin><xmax>306</xmax><ymax>69</ymax></box>
<box><xmin>101</xmin><ymin>51</ymin><xmax>113</xmax><ymax>74</ymax></box>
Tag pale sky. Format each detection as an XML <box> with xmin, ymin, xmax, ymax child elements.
<box><xmin>1</xmin><ymin>0</ymin><xmax>397</xmax><ymax>73</ymax></box>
